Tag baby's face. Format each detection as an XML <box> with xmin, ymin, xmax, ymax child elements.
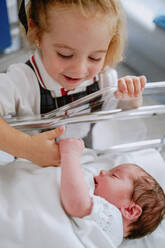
<box><xmin>38</xmin><ymin>6</ymin><xmax>113</xmax><ymax>90</ymax></box>
<box><xmin>94</xmin><ymin>164</ymin><xmax>137</xmax><ymax>209</ymax></box>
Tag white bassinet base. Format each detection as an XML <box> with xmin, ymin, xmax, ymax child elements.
<box><xmin>0</xmin><ymin>147</ymin><xmax>164</xmax><ymax>248</ymax></box>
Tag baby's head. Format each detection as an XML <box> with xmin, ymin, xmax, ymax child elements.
<box><xmin>23</xmin><ymin>0</ymin><xmax>126</xmax><ymax>89</ymax></box>
<box><xmin>94</xmin><ymin>163</ymin><xmax>165</xmax><ymax>239</ymax></box>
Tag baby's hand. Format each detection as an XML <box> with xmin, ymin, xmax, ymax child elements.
<box><xmin>59</xmin><ymin>138</ymin><xmax>84</xmax><ymax>157</ymax></box>
<box><xmin>114</xmin><ymin>75</ymin><xmax>146</xmax><ymax>99</ymax></box>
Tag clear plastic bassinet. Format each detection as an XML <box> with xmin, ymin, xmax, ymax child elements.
<box><xmin>3</xmin><ymin>81</ymin><xmax>165</xmax><ymax>153</ymax></box>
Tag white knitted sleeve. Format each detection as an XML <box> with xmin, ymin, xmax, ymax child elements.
<box><xmin>72</xmin><ymin>195</ymin><xmax>123</xmax><ymax>248</ymax></box>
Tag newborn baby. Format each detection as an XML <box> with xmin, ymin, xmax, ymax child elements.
<box><xmin>0</xmin><ymin>139</ymin><xmax>164</xmax><ymax>248</ymax></box>
<box><xmin>59</xmin><ymin>138</ymin><xmax>165</xmax><ymax>247</ymax></box>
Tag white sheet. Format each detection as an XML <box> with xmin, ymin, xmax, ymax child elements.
<box><xmin>0</xmin><ymin>160</ymin><xmax>84</xmax><ymax>248</ymax></box>
<box><xmin>0</xmin><ymin>148</ymin><xmax>164</xmax><ymax>248</ymax></box>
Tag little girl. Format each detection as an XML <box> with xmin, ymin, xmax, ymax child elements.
<box><xmin>0</xmin><ymin>0</ymin><xmax>146</xmax><ymax>167</ymax></box>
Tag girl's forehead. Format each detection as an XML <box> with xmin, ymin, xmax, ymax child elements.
<box><xmin>46</xmin><ymin>5</ymin><xmax>116</xmax><ymax>40</ymax></box>
<box><xmin>46</xmin><ymin>1</ymin><xmax>116</xmax><ymax>15</ymax></box>
<box><xmin>45</xmin><ymin>6</ymin><xmax>114</xmax><ymax>47</ymax></box>
<box><xmin>47</xmin><ymin>3</ymin><xmax>117</xmax><ymax>27</ymax></box>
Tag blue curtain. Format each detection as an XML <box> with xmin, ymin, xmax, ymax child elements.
<box><xmin>0</xmin><ymin>0</ymin><xmax>11</xmax><ymax>51</ymax></box>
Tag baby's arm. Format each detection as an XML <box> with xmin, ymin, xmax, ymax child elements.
<box><xmin>114</xmin><ymin>75</ymin><xmax>146</xmax><ymax>109</ymax></box>
<box><xmin>59</xmin><ymin>138</ymin><xmax>92</xmax><ymax>218</ymax></box>
<box><xmin>0</xmin><ymin>117</ymin><xmax>65</xmax><ymax>166</ymax></box>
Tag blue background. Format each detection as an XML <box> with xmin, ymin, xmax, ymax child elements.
<box><xmin>0</xmin><ymin>0</ymin><xmax>11</xmax><ymax>51</ymax></box>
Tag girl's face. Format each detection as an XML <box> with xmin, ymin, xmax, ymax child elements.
<box><xmin>94</xmin><ymin>164</ymin><xmax>136</xmax><ymax>209</ymax></box>
<box><xmin>38</xmin><ymin>6</ymin><xmax>113</xmax><ymax>90</ymax></box>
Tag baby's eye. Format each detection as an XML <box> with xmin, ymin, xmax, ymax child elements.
<box><xmin>111</xmin><ymin>173</ymin><xmax>119</xmax><ymax>179</ymax></box>
<box><xmin>88</xmin><ymin>56</ymin><xmax>102</xmax><ymax>62</ymax></box>
<box><xmin>57</xmin><ymin>52</ymin><xmax>73</xmax><ymax>59</ymax></box>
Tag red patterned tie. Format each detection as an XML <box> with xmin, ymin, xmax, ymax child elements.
<box><xmin>61</xmin><ymin>88</ymin><xmax>69</xmax><ymax>96</ymax></box>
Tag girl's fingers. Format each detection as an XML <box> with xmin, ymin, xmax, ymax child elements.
<box><xmin>118</xmin><ymin>78</ymin><xmax>127</xmax><ymax>93</ymax></box>
<box><xmin>140</xmin><ymin>75</ymin><xmax>146</xmax><ymax>90</ymax></box>
<box><xmin>133</xmin><ymin>77</ymin><xmax>141</xmax><ymax>97</ymax></box>
<box><xmin>117</xmin><ymin>75</ymin><xmax>146</xmax><ymax>98</ymax></box>
<box><xmin>125</xmin><ymin>78</ymin><xmax>134</xmax><ymax>97</ymax></box>
<box><xmin>114</xmin><ymin>90</ymin><xmax>123</xmax><ymax>99</ymax></box>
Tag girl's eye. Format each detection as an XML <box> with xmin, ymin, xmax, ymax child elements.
<box><xmin>57</xmin><ymin>52</ymin><xmax>73</xmax><ymax>59</ymax></box>
<box><xmin>89</xmin><ymin>57</ymin><xmax>102</xmax><ymax>62</ymax></box>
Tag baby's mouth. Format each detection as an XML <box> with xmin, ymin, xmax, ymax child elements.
<box><xmin>94</xmin><ymin>177</ymin><xmax>98</xmax><ymax>185</ymax></box>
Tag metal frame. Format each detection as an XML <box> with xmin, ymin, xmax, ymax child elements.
<box><xmin>3</xmin><ymin>81</ymin><xmax>165</xmax><ymax>132</ymax></box>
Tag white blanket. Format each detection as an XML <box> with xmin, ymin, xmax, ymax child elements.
<box><xmin>0</xmin><ymin>148</ymin><xmax>165</xmax><ymax>248</ymax></box>
<box><xmin>0</xmin><ymin>160</ymin><xmax>84</xmax><ymax>248</ymax></box>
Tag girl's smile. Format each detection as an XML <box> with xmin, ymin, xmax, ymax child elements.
<box><xmin>62</xmin><ymin>75</ymin><xmax>84</xmax><ymax>84</ymax></box>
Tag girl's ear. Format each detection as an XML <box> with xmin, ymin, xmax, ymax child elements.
<box><xmin>121</xmin><ymin>202</ymin><xmax>142</xmax><ymax>221</ymax></box>
<box><xmin>34</xmin><ymin>30</ymin><xmax>41</xmax><ymax>48</ymax></box>
<box><xmin>28</xmin><ymin>18</ymin><xmax>40</xmax><ymax>40</ymax></box>
<box><xmin>29</xmin><ymin>19</ymin><xmax>35</xmax><ymax>29</ymax></box>
<box><xmin>35</xmin><ymin>38</ymin><xmax>40</xmax><ymax>48</ymax></box>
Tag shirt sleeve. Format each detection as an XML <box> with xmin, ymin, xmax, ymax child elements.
<box><xmin>72</xmin><ymin>195</ymin><xmax>123</xmax><ymax>248</ymax></box>
<box><xmin>0</xmin><ymin>71</ymin><xmax>17</xmax><ymax>116</ymax></box>
<box><xmin>98</xmin><ymin>66</ymin><xmax>119</xmax><ymax>110</ymax></box>
<box><xmin>99</xmin><ymin>66</ymin><xmax>118</xmax><ymax>89</ymax></box>
<box><xmin>0</xmin><ymin>63</ymin><xmax>40</xmax><ymax>117</ymax></box>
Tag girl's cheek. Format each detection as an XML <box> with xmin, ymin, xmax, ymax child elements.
<box><xmin>90</xmin><ymin>63</ymin><xmax>103</xmax><ymax>76</ymax></box>
<box><xmin>53</xmin><ymin>60</ymin><xmax>66</xmax><ymax>73</ymax></box>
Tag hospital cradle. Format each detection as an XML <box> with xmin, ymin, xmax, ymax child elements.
<box><xmin>1</xmin><ymin>81</ymin><xmax>165</xmax><ymax>248</ymax></box>
<box><xmin>4</xmin><ymin>81</ymin><xmax>165</xmax><ymax>153</ymax></box>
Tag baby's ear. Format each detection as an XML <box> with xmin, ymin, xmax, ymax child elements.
<box><xmin>121</xmin><ymin>202</ymin><xmax>142</xmax><ymax>221</ymax></box>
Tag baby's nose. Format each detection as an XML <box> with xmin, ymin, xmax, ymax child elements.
<box><xmin>100</xmin><ymin>170</ymin><xmax>106</xmax><ymax>176</ymax></box>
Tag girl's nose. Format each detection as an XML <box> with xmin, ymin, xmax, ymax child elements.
<box><xmin>69</xmin><ymin>58</ymin><xmax>88</xmax><ymax>77</ymax></box>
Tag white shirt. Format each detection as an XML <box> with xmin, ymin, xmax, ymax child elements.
<box><xmin>0</xmin><ymin>49</ymin><xmax>118</xmax><ymax>117</ymax></box>
<box><xmin>72</xmin><ymin>167</ymin><xmax>123</xmax><ymax>248</ymax></box>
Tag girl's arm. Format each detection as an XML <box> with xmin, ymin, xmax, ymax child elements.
<box><xmin>59</xmin><ymin>139</ymin><xmax>92</xmax><ymax>218</ymax></box>
<box><xmin>115</xmin><ymin>75</ymin><xmax>146</xmax><ymax>109</ymax></box>
<box><xmin>0</xmin><ymin>117</ymin><xmax>65</xmax><ymax>166</ymax></box>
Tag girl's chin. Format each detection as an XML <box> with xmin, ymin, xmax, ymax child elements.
<box><xmin>60</xmin><ymin>81</ymin><xmax>82</xmax><ymax>90</ymax></box>
<box><xmin>60</xmin><ymin>84</ymin><xmax>77</xmax><ymax>91</ymax></box>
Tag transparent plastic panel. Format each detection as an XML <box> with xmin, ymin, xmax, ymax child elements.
<box><xmin>3</xmin><ymin>81</ymin><xmax>165</xmax><ymax>152</ymax></box>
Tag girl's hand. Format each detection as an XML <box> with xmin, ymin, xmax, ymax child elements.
<box><xmin>114</xmin><ymin>75</ymin><xmax>146</xmax><ymax>99</ymax></box>
<box><xmin>59</xmin><ymin>138</ymin><xmax>84</xmax><ymax>157</ymax></box>
<box><xmin>26</xmin><ymin>126</ymin><xmax>65</xmax><ymax>167</ymax></box>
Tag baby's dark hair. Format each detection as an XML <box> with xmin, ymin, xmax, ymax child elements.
<box><xmin>126</xmin><ymin>165</ymin><xmax>165</xmax><ymax>239</ymax></box>
<box><xmin>23</xmin><ymin>0</ymin><xmax>126</xmax><ymax>67</ymax></box>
